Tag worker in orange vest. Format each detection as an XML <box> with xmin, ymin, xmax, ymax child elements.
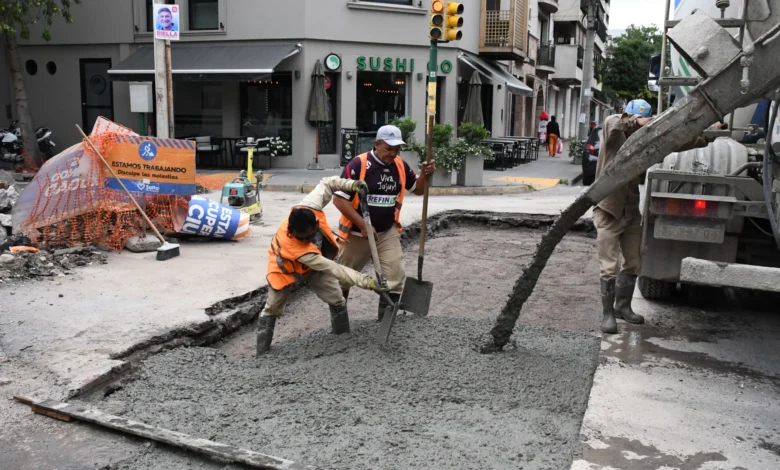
<box><xmin>257</xmin><ymin>176</ymin><xmax>390</xmax><ymax>356</ymax></box>
<box><xmin>333</xmin><ymin>125</ymin><xmax>435</xmax><ymax>320</ymax></box>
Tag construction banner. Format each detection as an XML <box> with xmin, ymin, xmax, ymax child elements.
<box><xmin>104</xmin><ymin>135</ymin><xmax>196</xmax><ymax>196</ymax></box>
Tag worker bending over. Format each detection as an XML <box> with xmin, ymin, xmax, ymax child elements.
<box><xmin>257</xmin><ymin>176</ymin><xmax>389</xmax><ymax>356</ymax></box>
<box><xmin>333</xmin><ymin>125</ymin><xmax>435</xmax><ymax>320</ymax></box>
<box><xmin>595</xmin><ymin>99</ymin><xmax>723</xmax><ymax>334</ymax></box>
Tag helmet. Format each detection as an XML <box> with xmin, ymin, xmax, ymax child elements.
<box><xmin>625</xmin><ymin>99</ymin><xmax>652</xmax><ymax>118</ymax></box>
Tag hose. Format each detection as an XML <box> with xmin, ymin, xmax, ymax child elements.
<box><xmin>762</xmin><ymin>100</ymin><xmax>780</xmax><ymax>251</ymax></box>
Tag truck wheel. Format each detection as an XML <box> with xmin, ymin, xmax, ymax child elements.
<box><xmin>638</xmin><ymin>276</ymin><xmax>673</xmax><ymax>300</ymax></box>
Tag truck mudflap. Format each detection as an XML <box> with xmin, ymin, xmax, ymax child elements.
<box><xmin>680</xmin><ymin>257</ymin><xmax>780</xmax><ymax>293</ymax></box>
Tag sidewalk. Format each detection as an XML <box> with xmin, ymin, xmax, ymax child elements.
<box><xmin>197</xmin><ymin>147</ymin><xmax>582</xmax><ymax>195</ymax></box>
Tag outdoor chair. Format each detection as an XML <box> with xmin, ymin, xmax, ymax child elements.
<box><xmin>193</xmin><ymin>136</ymin><xmax>222</xmax><ymax>168</ymax></box>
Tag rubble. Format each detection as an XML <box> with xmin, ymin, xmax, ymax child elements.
<box><xmin>0</xmin><ymin>184</ymin><xmax>19</xmax><ymax>211</ymax></box>
<box><xmin>0</xmin><ymin>169</ymin><xmax>15</xmax><ymax>189</ymax></box>
<box><xmin>0</xmin><ymin>246</ymin><xmax>108</xmax><ymax>283</ymax></box>
<box><xmin>195</xmin><ymin>182</ymin><xmax>209</xmax><ymax>194</ymax></box>
<box><xmin>125</xmin><ymin>235</ymin><xmax>163</xmax><ymax>253</ymax></box>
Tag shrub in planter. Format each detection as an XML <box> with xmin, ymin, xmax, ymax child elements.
<box><xmin>390</xmin><ymin>116</ymin><xmax>418</xmax><ymax>144</ymax></box>
<box><xmin>409</xmin><ymin>123</ymin><xmax>465</xmax><ymax>173</ymax></box>
<box><xmin>568</xmin><ymin>139</ymin><xmax>585</xmax><ymax>161</ymax></box>
<box><xmin>269</xmin><ymin>137</ymin><xmax>291</xmax><ymax>157</ymax></box>
<box><xmin>457</xmin><ymin>123</ymin><xmax>492</xmax><ymax>160</ymax></box>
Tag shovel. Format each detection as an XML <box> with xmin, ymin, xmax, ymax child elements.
<box><xmin>358</xmin><ymin>189</ymin><xmax>401</xmax><ymax>345</ymax></box>
<box><xmin>399</xmin><ymin>116</ymin><xmax>435</xmax><ymax>316</ymax></box>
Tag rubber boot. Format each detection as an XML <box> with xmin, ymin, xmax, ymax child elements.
<box><xmin>256</xmin><ymin>315</ymin><xmax>277</xmax><ymax>356</ymax></box>
<box><xmin>600</xmin><ymin>278</ymin><xmax>618</xmax><ymax>334</ymax></box>
<box><xmin>329</xmin><ymin>303</ymin><xmax>350</xmax><ymax>335</ymax></box>
<box><xmin>341</xmin><ymin>289</ymin><xmax>350</xmax><ymax>306</ymax></box>
<box><xmin>615</xmin><ymin>273</ymin><xmax>645</xmax><ymax>324</ymax></box>
<box><xmin>378</xmin><ymin>293</ymin><xmax>401</xmax><ymax>322</ymax></box>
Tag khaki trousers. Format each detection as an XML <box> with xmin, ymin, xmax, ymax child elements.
<box><xmin>336</xmin><ymin>228</ymin><xmax>405</xmax><ymax>294</ymax></box>
<box><xmin>593</xmin><ymin>206</ymin><xmax>642</xmax><ymax>280</ymax></box>
<box><xmin>261</xmin><ymin>272</ymin><xmax>345</xmax><ymax>317</ymax></box>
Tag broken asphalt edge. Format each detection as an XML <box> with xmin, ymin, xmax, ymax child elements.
<box><xmin>68</xmin><ymin>210</ymin><xmax>596</xmax><ymax>400</ymax></box>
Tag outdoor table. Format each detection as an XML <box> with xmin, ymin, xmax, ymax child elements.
<box><xmin>213</xmin><ymin>137</ymin><xmax>246</xmax><ymax>169</ymax></box>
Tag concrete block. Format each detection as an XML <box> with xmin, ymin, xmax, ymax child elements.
<box><xmin>680</xmin><ymin>257</ymin><xmax>780</xmax><ymax>293</ymax></box>
<box><xmin>0</xmin><ymin>213</ymin><xmax>11</xmax><ymax>227</ymax></box>
<box><xmin>125</xmin><ymin>235</ymin><xmax>163</xmax><ymax>253</ymax></box>
<box><xmin>0</xmin><ymin>185</ymin><xmax>19</xmax><ymax>211</ymax></box>
<box><xmin>456</xmin><ymin>154</ymin><xmax>484</xmax><ymax>187</ymax></box>
<box><xmin>431</xmin><ymin>169</ymin><xmax>452</xmax><ymax>187</ymax></box>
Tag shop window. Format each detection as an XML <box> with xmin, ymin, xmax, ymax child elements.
<box><xmin>25</xmin><ymin>60</ymin><xmax>38</xmax><ymax>76</ymax></box>
<box><xmin>147</xmin><ymin>0</ymin><xmax>175</xmax><ymax>32</ymax></box>
<box><xmin>189</xmin><ymin>0</ymin><xmax>219</xmax><ymax>31</ymax></box>
<box><xmin>356</xmin><ymin>72</ymin><xmax>407</xmax><ymax>138</ymax></box>
<box><xmin>318</xmin><ymin>74</ymin><xmax>339</xmax><ymax>154</ymax></box>
<box><xmin>172</xmin><ymin>81</ymin><xmax>223</xmax><ymax>138</ymax></box>
<box><xmin>240</xmin><ymin>73</ymin><xmax>293</xmax><ymax>143</ymax></box>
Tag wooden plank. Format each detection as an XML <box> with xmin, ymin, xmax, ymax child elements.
<box><xmin>15</xmin><ymin>396</ymin><xmax>318</xmax><ymax>470</ymax></box>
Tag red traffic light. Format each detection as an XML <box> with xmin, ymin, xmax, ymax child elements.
<box><xmin>432</xmin><ymin>0</ymin><xmax>444</xmax><ymax>12</ymax></box>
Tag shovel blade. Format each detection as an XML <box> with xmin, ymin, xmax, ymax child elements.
<box><xmin>377</xmin><ymin>301</ymin><xmax>401</xmax><ymax>346</ymax></box>
<box><xmin>400</xmin><ymin>277</ymin><xmax>434</xmax><ymax>317</ymax></box>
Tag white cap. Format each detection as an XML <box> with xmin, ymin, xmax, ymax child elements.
<box><xmin>375</xmin><ymin>125</ymin><xmax>405</xmax><ymax>146</ymax></box>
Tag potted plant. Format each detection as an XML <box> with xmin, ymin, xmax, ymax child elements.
<box><xmin>568</xmin><ymin>139</ymin><xmax>584</xmax><ymax>165</ymax></box>
<box><xmin>409</xmin><ymin>123</ymin><xmax>463</xmax><ymax>187</ymax></box>
<box><xmin>269</xmin><ymin>137</ymin><xmax>291</xmax><ymax>157</ymax></box>
<box><xmin>390</xmin><ymin>117</ymin><xmax>420</xmax><ymax>169</ymax></box>
<box><xmin>456</xmin><ymin>123</ymin><xmax>491</xmax><ymax>186</ymax></box>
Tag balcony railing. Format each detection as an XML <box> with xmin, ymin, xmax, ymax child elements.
<box><xmin>479</xmin><ymin>0</ymin><xmax>528</xmax><ymax>60</ymax></box>
<box><xmin>577</xmin><ymin>45</ymin><xmax>584</xmax><ymax>68</ymax></box>
<box><xmin>538</xmin><ymin>43</ymin><xmax>556</xmax><ymax>69</ymax></box>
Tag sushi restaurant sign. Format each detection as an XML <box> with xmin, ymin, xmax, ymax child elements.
<box><xmin>357</xmin><ymin>56</ymin><xmax>453</xmax><ymax>73</ymax></box>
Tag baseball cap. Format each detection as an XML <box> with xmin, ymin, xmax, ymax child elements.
<box><xmin>625</xmin><ymin>99</ymin><xmax>653</xmax><ymax>118</ymax></box>
<box><xmin>375</xmin><ymin>125</ymin><xmax>406</xmax><ymax>146</ymax></box>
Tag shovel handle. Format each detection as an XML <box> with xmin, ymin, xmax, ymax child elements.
<box><xmin>359</xmin><ymin>189</ymin><xmax>389</xmax><ymax>289</ymax></box>
<box><xmin>417</xmin><ymin>114</ymin><xmax>435</xmax><ymax>282</ymax></box>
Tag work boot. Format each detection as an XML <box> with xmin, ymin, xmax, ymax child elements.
<box><xmin>256</xmin><ymin>315</ymin><xmax>277</xmax><ymax>356</ymax></box>
<box><xmin>341</xmin><ymin>289</ymin><xmax>350</xmax><ymax>306</ymax></box>
<box><xmin>329</xmin><ymin>303</ymin><xmax>350</xmax><ymax>335</ymax></box>
<box><xmin>615</xmin><ymin>273</ymin><xmax>645</xmax><ymax>324</ymax></box>
<box><xmin>600</xmin><ymin>278</ymin><xmax>618</xmax><ymax>334</ymax></box>
<box><xmin>377</xmin><ymin>293</ymin><xmax>401</xmax><ymax>322</ymax></box>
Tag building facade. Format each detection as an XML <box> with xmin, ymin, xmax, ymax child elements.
<box><xmin>0</xmin><ymin>0</ymin><xmax>609</xmax><ymax>169</ymax></box>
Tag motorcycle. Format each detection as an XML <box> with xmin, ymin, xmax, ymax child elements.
<box><xmin>8</xmin><ymin>120</ymin><xmax>57</xmax><ymax>164</ymax></box>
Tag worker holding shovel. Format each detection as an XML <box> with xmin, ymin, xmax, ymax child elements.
<box><xmin>333</xmin><ymin>125</ymin><xmax>435</xmax><ymax>320</ymax></box>
<box><xmin>257</xmin><ymin>176</ymin><xmax>390</xmax><ymax>356</ymax></box>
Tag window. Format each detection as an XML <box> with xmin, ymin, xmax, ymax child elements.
<box><xmin>173</xmin><ymin>81</ymin><xmax>223</xmax><ymax>138</ymax></box>
<box><xmin>241</xmin><ymin>74</ymin><xmax>293</xmax><ymax>142</ymax></box>
<box><xmin>147</xmin><ymin>0</ymin><xmax>175</xmax><ymax>32</ymax></box>
<box><xmin>189</xmin><ymin>0</ymin><xmax>219</xmax><ymax>31</ymax></box>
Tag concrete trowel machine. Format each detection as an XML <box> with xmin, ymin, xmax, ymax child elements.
<box><xmin>220</xmin><ymin>137</ymin><xmax>272</xmax><ymax>223</ymax></box>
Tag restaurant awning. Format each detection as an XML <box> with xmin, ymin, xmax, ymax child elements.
<box><xmin>457</xmin><ymin>51</ymin><xmax>533</xmax><ymax>97</ymax></box>
<box><xmin>108</xmin><ymin>43</ymin><xmax>302</xmax><ymax>81</ymax></box>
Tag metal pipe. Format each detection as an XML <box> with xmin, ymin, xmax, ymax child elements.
<box><xmin>658</xmin><ymin>0</ymin><xmax>672</xmax><ymax>113</ymax></box>
<box><xmin>728</xmin><ymin>161</ymin><xmax>761</xmax><ymax>175</ymax></box>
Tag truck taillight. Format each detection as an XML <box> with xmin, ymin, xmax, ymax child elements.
<box><xmin>653</xmin><ymin>198</ymin><xmax>719</xmax><ymax>218</ymax></box>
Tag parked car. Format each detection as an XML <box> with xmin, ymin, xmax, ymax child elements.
<box><xmin>582</xmin><ymin>125</ymin><xmax>602</xmax><ymax>185</ymax></box>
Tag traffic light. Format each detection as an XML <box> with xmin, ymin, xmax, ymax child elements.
<box><xmin>429</xmin><ymin>0</ymin><xmax>445</xmax><ymax>40</ymax></box>
<box><xmin>444</xmin><ymin>2</ymin><xmax>464</xmax><ymax>41</ymax></box>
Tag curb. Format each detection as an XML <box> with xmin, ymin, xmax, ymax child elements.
<box><xmin>263</xmin><ymin>184</ymin><xmax>534</xmax><ymax>196</ymax></box>
<box><xmin>572</xmin><ymin>172</ymin><xmax>584</xmax><ymax>185</ymax></box>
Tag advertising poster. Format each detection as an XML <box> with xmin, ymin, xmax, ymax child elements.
<box><xmin>174</xmin><ymin>196</ymin><xmax>250</xmax><ymax>240</ymax></box>
<box><xmin>104</xmin><ymin>135</ymin><xmax>196</xmax><ymax>195</ymax></box>
<box><xmin>154</xmin><ymin>4</ymin><xmax>180</xmax><ymax>40</ymax></box>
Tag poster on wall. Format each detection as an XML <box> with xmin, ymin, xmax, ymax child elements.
<box><xmin>154</xmin><ymin>4</ymin><xmax>180</xmax><ymax>40</ymax></box>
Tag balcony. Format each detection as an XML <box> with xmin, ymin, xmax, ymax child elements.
<box><xmin>537</xmin><ymin>43</ymin><xmax>556</xmax><ymax>73</ymax></box>
<box><xmin>479</xmin><ymin>0</ymin><xmax>528</xmax><ymax>61</ymax></box>
<box><xmin>580</xmin><ymin>0</ymin><xmax>608</xmax><ymax>42</ymax></box>
<box><xmin>550</xmin><ymin>44</ymin><xmax>583</xmax><ymax>85</ymax></box>
<box><xmin>538</xmin><ymin>0</ymin><xmax>559</xmax><ymax>14</ymax></box>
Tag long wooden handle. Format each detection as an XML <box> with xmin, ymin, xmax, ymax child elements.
<box><xmin>417</xmin><ymin>114</ymin><xmax>435</xmax><ymax>281</ymax></box>
<box><xmin>76</xmin><ymin>125</ymin><xmax>166</xmax><ymax>244</ymax></box>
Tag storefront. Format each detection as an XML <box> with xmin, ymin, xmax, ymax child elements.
<box><xmin>108</xmin><ymin>40</ymin><xmax>532</xmax><ymax>169</ymax></box>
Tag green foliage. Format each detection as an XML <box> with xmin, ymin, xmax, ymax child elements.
<box><xmin>458</xmin><ymin>122</ymin><xmax>489</xmax><ymax>145</ymax></box>
<box><xmin>0</xmin><ymin>0</ymin><xmax>81</xmax><ymax>41</ymax></box>
<box><xmin>568</xmin><ymin>139</ymin><xmax>585</xmax><ymax>160</ymax></box>
<box><xmin>390</xmin><ymin>116</ymin><xmax>418</xmax><ymax>146</ymax></box>
<box><xmin>603</xmin><ymin>24</ymin><xmax>664</xmax><ymax>110</ymax></box>
<box><xmin>408</xmin><ymin>123</ymin><xmax>462</xmax><ymax>172</ymax></box>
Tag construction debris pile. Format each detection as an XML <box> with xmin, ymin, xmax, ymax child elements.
<box><xmin>0</xmin><ymin>245</ymin><xmax>108</xmax><ymax>283</ymax></box>
<box><xmin>0</xmin><ymin>170</ymin><xmax>20</xmax><ymax>248</ymax></box>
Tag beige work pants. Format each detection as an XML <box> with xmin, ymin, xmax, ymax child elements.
<box><xmin>260</xmin><ymin>272</ymin><xmax>345</xmax><ymax>317</ymax></box>
<box><xmin>336</xmin><ymin>228</ymin><xmax>405</xmax><ymax>294</ymax></box>
<box><xmin>593</xmin><ymin>206</ymin><xmax>642</xmax><ymax>280</ymax></box>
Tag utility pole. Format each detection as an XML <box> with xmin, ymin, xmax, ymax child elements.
<box><xmin>577</xmin><ymin>0</ymin><xmax>598</xmax><ymax>145</ymax></box>
<box><xmin>153</xmin><ymin>0</ymin><xmax>171</xmax><ymax>138</ymax></box>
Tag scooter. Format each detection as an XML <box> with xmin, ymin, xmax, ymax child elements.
<box><xmin>8</xmin><ymin>120</ymin><xmax>57</xmax><ymax>163</ymax></box>
<box><xmin>0</xmin><ymin>129</ymin><xmax>22</xmax><ymax>162</ymax></box>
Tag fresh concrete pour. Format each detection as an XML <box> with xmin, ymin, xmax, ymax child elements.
<box><xmin>95</xmin><ymin>216</ymin><xmax>603</xmax><ymax>469</ymax></box>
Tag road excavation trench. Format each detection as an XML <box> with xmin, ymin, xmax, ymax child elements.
<box><xmin>98</xmin><ymin>213</ymin><xmax>604</xmax><ymax>470</ymax></box>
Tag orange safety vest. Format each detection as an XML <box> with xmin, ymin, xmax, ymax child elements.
<box><xmin>337</xmin><ymin>152</ymin><xmax>406</xmax><ymax>241</ymax></box>
<box><xmin>266</xmin><ymin>207</ymin><xmax>340</xmax><ymax>290</ymax></box>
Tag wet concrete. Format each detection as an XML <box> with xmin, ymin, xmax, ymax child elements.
<box><xmin>88</xmin><ymin>221</ymin><xmax>603</xmax><ymax>469</ymax></box>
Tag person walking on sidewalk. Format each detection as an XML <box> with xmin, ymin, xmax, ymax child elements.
<box><xmin>595</xmin><ymin>99</ymin><xmax>722</xmax><ymax>334</ymax></box>
<box><xmin>333</xmin><ymin>125</ymin><xmax>435</xmax><ymax>320</ymax></box>
<box><xmin>546</xmin><ymin>116</ymin><xmax>561</xmax><ymax>157</ymax></box>
<box><xmin>257</xmin><ymin>176</ymin><xmax>390</xmax><ymax>356</ymax></box>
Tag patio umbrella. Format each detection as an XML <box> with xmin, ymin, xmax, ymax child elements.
<box><xmin>306</xmin><ymin>60</ymin><xmax>332</xmax><ymax>170</ymax></box>
<box><xmin>462</xmin><ymin>72</ymin><xmax>485</xmax><ymax>127</ymax></box>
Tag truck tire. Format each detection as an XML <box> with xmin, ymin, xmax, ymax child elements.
<box><xmin>638</xmin><ymin>276</ymin><xmax>673</xmax><ymax>300</ymax></box>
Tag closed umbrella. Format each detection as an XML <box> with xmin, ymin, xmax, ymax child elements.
<box><xmin>306</xmin><ymin>60</ymin><xmax>332</xmax><ymax>170</ymax></box>
<box><xmin>462</xmin><ymin>72</ymin><xmax>484</xmax><ymax>127</ymax></box>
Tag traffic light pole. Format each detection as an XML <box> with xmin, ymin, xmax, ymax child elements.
<box><xmin>577</xmin><ymin>0</ymin><xmax>597</xmax><ymax>144</ymax></box>
<box><xmin>418</xmin><ymin>39</ymin><xmax>437</xmax><ymax>278</ymax></box>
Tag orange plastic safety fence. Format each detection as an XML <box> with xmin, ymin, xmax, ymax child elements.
<box><xmin>22</xmin><ymin>132</ymin><xmax>190</xmax><ymax>251</ymax></box>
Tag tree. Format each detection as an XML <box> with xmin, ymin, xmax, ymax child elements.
<box><xmin>0</xmin><ymin>0</ymin><xmax>81</xmax><ymax>166</ymax></box>
<box><xmin>603</xmin><ymin>25</ymin><xmax>665</xmax><ymax>110</ymax></box>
